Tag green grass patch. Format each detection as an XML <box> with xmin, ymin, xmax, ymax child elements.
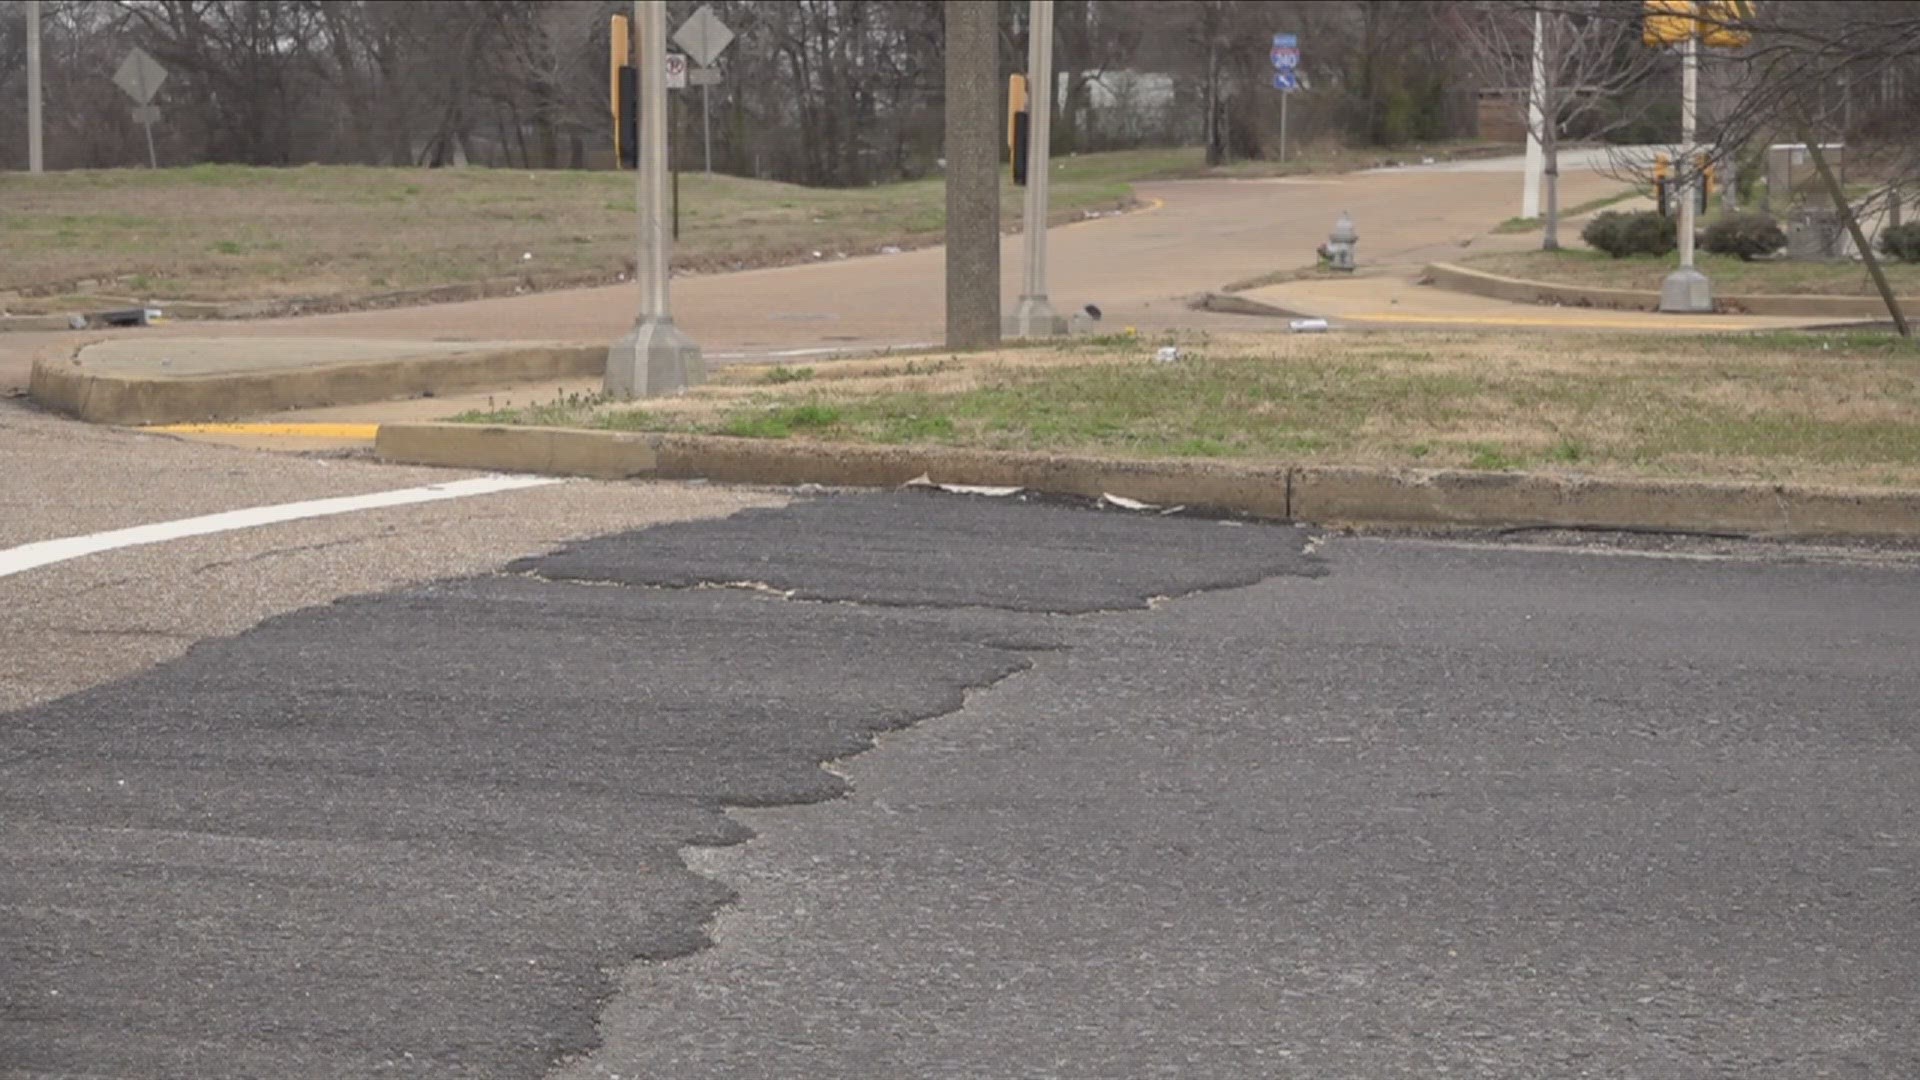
<box><xmin>759</xmin><ymin>365</ymin><xmax>816</xmax><ymax>385</ymax></box>
<box><xmin>1465</xmin><ymin>246</ymin><xmax>1920</xmax><ymax>297</ymax></box>
<box><xmin>718</xmin><ymin>402</ymin><xmax>843</xmax><ymax>439</ymax></box>
<box><xmin>1492</xmin><ymin>189</ymin><xmax>1643</xmax><ymax>234</ymax></box>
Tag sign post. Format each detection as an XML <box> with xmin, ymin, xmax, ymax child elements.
<box><xmin>673</xmin><ymin>4</ymin><xmax>735</xmax><ymax>175</ymax></box>
<box><xmin>113</xmin><ymin>48</ymin><xmax>168</xmax><ymax>168</ymax></box>
<box><xmin>26</xmin><ymin>0</ymin><xmax>42</xmax><ymax>173</ymax></box>
<box><xmin>1271</xmin><ymin>34</ymin><xmax>1299</xmax><ymax>163</ymax></box>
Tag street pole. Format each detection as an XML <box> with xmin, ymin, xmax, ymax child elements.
<box><xmin>702</xmin><ymin>83</ymin><xmax>712</xmax><ymax>175</ymax></box>
<box><xmin>605</xmin><ymin>0</ymin><xmax>702</xmax><ymax>397</ymax></box>
<box><xmin>944</xmin><ymin>0</ymin><xmax>1000</xmax><ymax>349</ymax></box>
<box><xmin>1659</xmin><ymin>28</ymin><xmax>1712</xmax><ymax>312</ymax></box>
<box><xmin>1279</xmin><ymin>90</ymin><xmax>1288</xmax><ymax>164</ymax></box>
<box><xmin>26</xmin><ymin>0</ymin><xmax>44</xmax><ymax>174</ymax></box>
<box><xmin>1008</xmin><ymin>0</ymin><xmax>1064</xmax><ymax>338</ymax></box>
<box><xmin>1521</xmin><ymin>10</ymin><xmax>1545</xmax><ymax>219</ymax></box>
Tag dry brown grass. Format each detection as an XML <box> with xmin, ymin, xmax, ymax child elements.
<box><xmin>0</xmin><ymin>140</ymin><xmax>1511</xmax><ymax>309</ymax></box>
<box><xmin>0</xmin><ymin>157</ymin><xmax>1139</xmax><ymax>305</ymax></box>
<box><xmin>458</xmin><ymin>328</ymin><xmax>1920</xmax><ymax>488</ymax></box>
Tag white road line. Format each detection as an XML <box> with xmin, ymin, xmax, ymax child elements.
<box><xmin>0</xmin><ymin>475</ymin><xmax>561</xmax><ymax>580</ymax></box>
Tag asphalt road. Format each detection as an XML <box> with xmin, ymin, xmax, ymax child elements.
<box><xmin>5</xmin><ymin>486</ymin><xmax>1917</xmax><ymax>1078</ymax></box>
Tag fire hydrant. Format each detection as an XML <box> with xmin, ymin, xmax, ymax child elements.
<box><xmin>1326</xmin><ymin>211</ymin><xmax>1358</xmax><ymax>272</ymax></box>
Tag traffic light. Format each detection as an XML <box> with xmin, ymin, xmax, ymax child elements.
<box><xmin>1700</xmin><ymin>0</ymin><xmax>1754</xmax><ymax>49</ymax></box>
<box><xmin>1644</xmin><ymin>0</ymin><xmax>1755</xmax><ymax>49</ymax></box>
<box><xmin>1643</xmin><ymin>0</ymin><xmax>1697</xmax><ymax>47</ymax></box>
<box><xmin>611</xmin><ymin>14</ymin><xmax>637</xmax><ymax>169</ymax></box>
<box><xmin>1008</xmin><ymin>73</ymin><xmax>1030</xmax><ymax>186</ymax></box>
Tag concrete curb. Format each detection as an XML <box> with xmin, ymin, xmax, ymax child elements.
<box><xmin>1193</xmin><ymin>292</ymin><xmax>1315</xmax><ymax>319</ymax></box>
<box><xmin>0</xmin><ymin>314</ymin><xmax>80</xmax><ymax>333</ymax></box>
<box><xmin>375</xmin><ymin>422</ymin><xmax>1920</xmax><ymax>539</ymax></box>
<box><xmin>30</xmin><ymin>345</ymin><xmax>604</xmax><ymax>426</ymax></box>
<box><xmin>1426</xmin><ymin>261</ymin><xmax>1901</xmax><ymax>319</ymax></box>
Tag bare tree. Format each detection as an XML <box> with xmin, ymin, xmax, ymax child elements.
<box><xmin>1452</xmin><ymin>0</ymin><xmax>1663</xmax><ymax>250</ymax></box>
<box><xmin>1564</xmin><ymin>0</ymin><xmax>1920</xmax><ymax>332</ymax></box>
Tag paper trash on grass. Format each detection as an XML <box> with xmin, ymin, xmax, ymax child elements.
<box><xmin>1289</xmin><ymin>318</ymin><xmax>1330</xmax><ymax>333</ymax></box>
<box><xmin>905</xmin><ymin>473</ymin><xmax>1022</xmax><ymax>497</ymax></box>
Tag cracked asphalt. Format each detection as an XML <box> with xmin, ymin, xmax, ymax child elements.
<box><xmin>4</xmin><ymin>470</ymin><xmax>1917</xmax><ymax>1078</ymax></box>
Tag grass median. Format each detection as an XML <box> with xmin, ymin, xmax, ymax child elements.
<box><xmin>0</xmin><ymin>140</ymin><xmax>1502</xmax><ymax>309</ymax></box>
<box><xmin>454</xmin><ymin>329</ymin><xmax>1920</xmax><ymax>489</ymax></box>
<box><xmin>1463</xmin><ymin>247</ymin><xmax>1920</xmax><ymax>297</ymax></box>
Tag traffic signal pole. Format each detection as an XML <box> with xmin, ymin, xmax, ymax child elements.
<box><xmin>1659</xmin><ymin>27</ymin><xmax>1712</xmax><ymax>312</ymax></box>
<box><xmin>1009</xmin><ymin>0</ymin><xmax>1064</xmax><ymax>338</ymax></box>
<box><xmin>606</xmin><ymin>0</ymin><xmax>703</xmax><ymax>397</ymax></box>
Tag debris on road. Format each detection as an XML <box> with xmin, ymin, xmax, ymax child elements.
<box><xmin>905</xmin><ymin>473</ymin><xmax>1023</xmax><ymax>498</ymax></box>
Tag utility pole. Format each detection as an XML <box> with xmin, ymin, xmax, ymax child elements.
<box><xmin>606</xmin><ymin>0</ymin><xmax>702</xmax><ymax>397</ymax></box>
<box><xmin>1521</xmin><ymin>10</ymin><xmax>1545</xmax><ymax>219</ymax></box>
<box><xmin>1659</xmin><ymin>27</ymin><xmax>1712</xmax><ymax>312</ymax></box>
<box><xmin>1204</xmin><ymin>0</ymin><xmax>1223</xmax><ymax>167</ymax></box>
<box><xmin>944</xmin><ymin>0</ymin><xmax>1000</xmax><ymax>350</ymax></box>
<box><xmin>1008</xmin><ymin>0</ymin><xmax>1064</xmax><ymax>338</ymax></box>
<box><xmin>26</xmin><ymin>0</ymin><xmax>44</xmax><ymax>174</ymax></box>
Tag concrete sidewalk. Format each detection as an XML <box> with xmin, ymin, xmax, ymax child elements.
<box><xmin>31</xmin><ymin>157</ymin><xmax>1857</xmax><ymax>436</ymax></box>
<box><xmin>1242</xmin><ymin>273</ymin><xmax>1838</xmax><ymax>332</ymax></box>
<box><xmin>14</xmin><ymin>158</ymin><xmax>1631</xmax><ymax>409</ymax></box>
<box><xmin>29</xmin><ymin>337</ymin><xmax>598</xmax><ymax>426</ymax></box>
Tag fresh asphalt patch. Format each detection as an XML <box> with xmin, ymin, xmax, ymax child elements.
<box><xmin>517</xmin><ymin>491</ymin><xmax>1322</xmax><ymax>613</ymax></box>
<box><xmin>0</xmin><ymin>493</ymin><xmax>1320</xmax><ymax>1079</ymax></box>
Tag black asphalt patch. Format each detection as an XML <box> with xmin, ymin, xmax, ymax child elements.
<box><xmin>515</xmin><ymin>491</ymin><xmax>1321</xmax><ymax>612</ymax></box>
<box><xmin>1</xmin><ymin>495</ymin><xmax>1317</xmax><ymax>1079</ymax></box>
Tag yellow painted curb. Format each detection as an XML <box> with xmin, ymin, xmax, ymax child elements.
<box><xmin>152</xmin><ymin>422</ymin><xmax>382</xmax><ymax>440</ymax></box>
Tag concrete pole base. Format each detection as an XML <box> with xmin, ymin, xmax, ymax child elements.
<box><xmin>1657</xmin><ymin>267</ymin><xmax>1714</xmax><ymax>313</ymax></box>
<box><xmin>605</xmin><ymin>317</ymin><xmax>704</xmax><ymax>398</ymax></box>
<box><xmin>1003</xmin><ymin>296</ymin><xmax>1069</xmax><ymax>339</ymax></box>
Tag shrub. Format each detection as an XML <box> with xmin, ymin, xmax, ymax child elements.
<box><xmin>1878</xmin><ymin>221</ymin><xmax>1920</xmax><ymax>263</ymax></box>
<box><xmin>1580</xmin><ymin>211</ymin><xmax>1624</xmax><ymax>255</ymax></box>
<box><xmin>1582</xmin><ymin>210</ymin><xmax>1677</xmax><ymax>258</ymax></box>
<box><xmin>1618</xmin><ymin>211</ymin><xmax>1678</xmax><ymax>257</ymax></box>
<box><xmin>1702</xmin><ymin>212</ymin><xmax>1786</xmax><ymax>261</ymax></box>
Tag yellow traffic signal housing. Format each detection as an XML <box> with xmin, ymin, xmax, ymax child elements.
<box><xmin>1700</xmin><ymin>0</ymin><xmax>1754</xmax><ymax>49</ymax></box>
<box><xmin>1008</xmin><ymin>73</ymin><xmax>1030</xmax><ymax>185</ymax></box>
<box><xmin>1644</xmin><ymin>0</ymin><xmax>1698</xmax><ymax>47</ymax></box>
<box><xmin>1645</xmin><ymin>0</ymin><xmax>1754</xmax><ymax>49</ymax></box>
<box><xmin>611</xmin><ymin>14</ymin><xmax>637</xmax><ymax>169</ymax></box>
